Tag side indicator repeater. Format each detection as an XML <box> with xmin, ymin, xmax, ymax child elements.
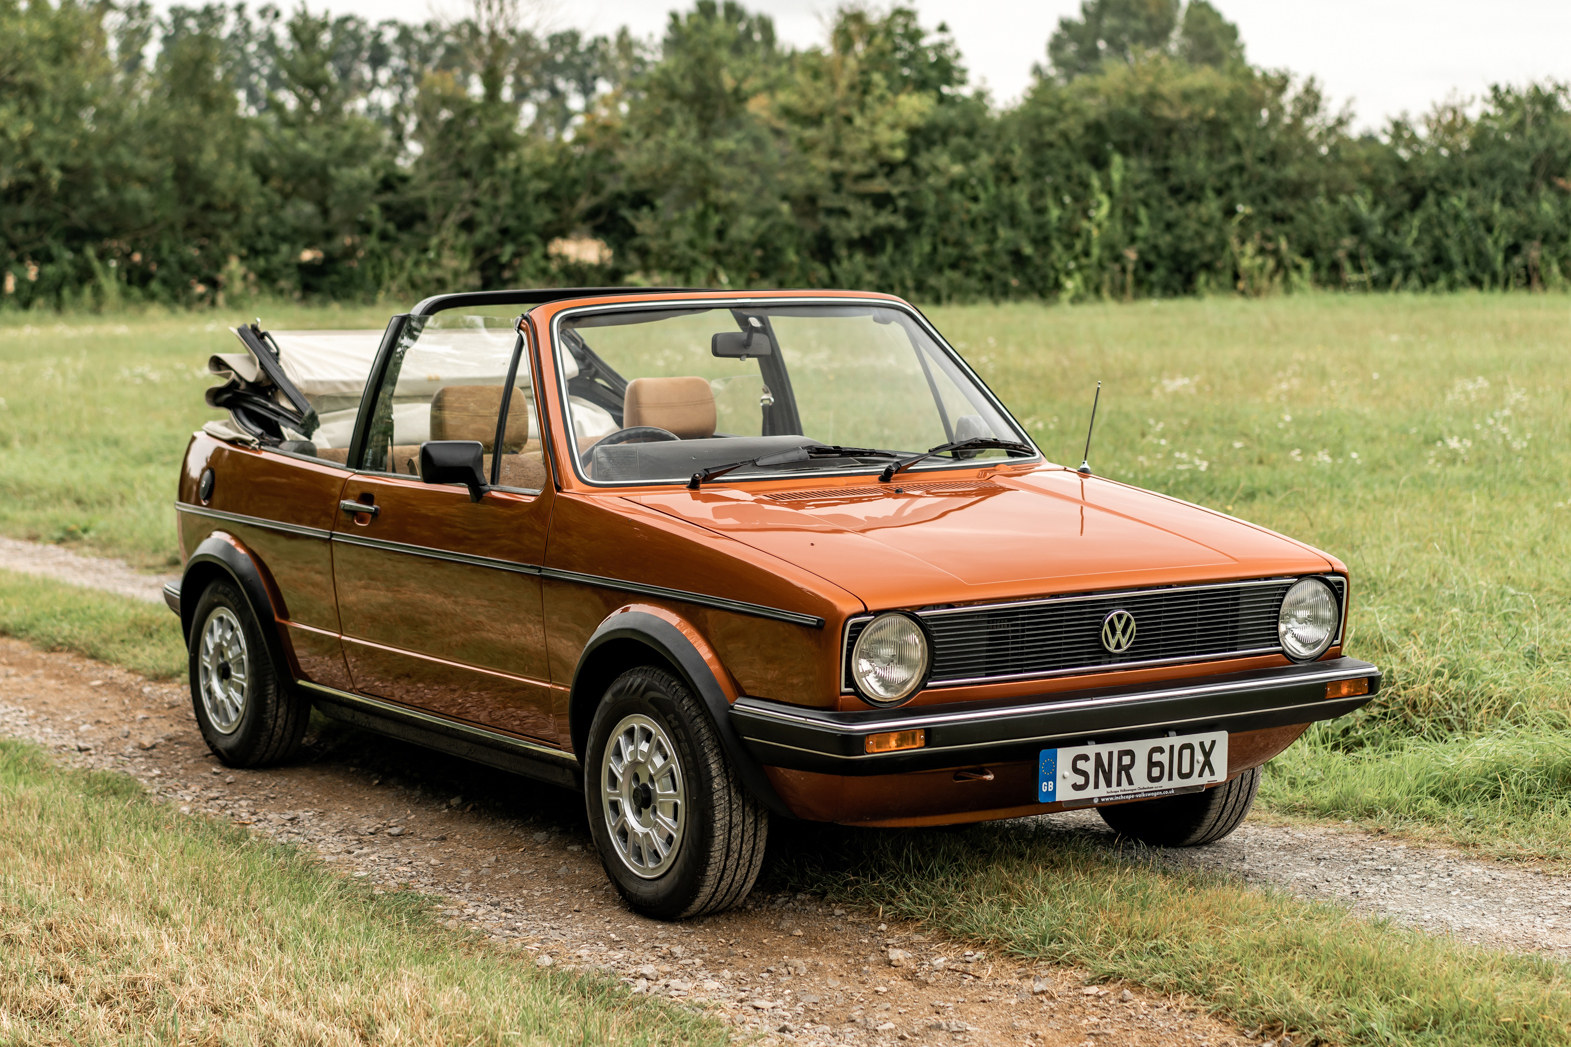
<box><xmin>865</xmin><ymin>729</ymin><xmax>926</xmax><ymax>755</ymax></box>
<box><xmin>1324</xmin><ymin>678</ymin><xmax>1370</xmax><ymax>700</ymax></box>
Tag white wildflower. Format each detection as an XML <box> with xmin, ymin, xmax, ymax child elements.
<box><xmin>1446</xmin><ymin>376</ymin><xmax>1489</xmax><ymax>404</ymax></box>
<box><xmin>1154</xmin><ymin>375</ymin><xmax>1199</xmax><ymax>396</ymax></box>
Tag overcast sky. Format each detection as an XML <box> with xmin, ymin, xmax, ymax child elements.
<box><xmin>218</xmin><ymin>0</ymin><xmax>1571</xmax><ymax>129</ymax></box>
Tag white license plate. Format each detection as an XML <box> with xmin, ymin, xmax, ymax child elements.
<box><xmin>1038</xmin><ymin>731</ymin><xmax>1228</xmax><ymax>806</ymax></box>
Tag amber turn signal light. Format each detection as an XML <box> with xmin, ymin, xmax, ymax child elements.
<box><xmin>1324</xmin><ymin>678</ymin><xmax>1370</xmax><ymax>700</ymax></box>
<box><xmin>864</xmin><ymin>729</ymin><xmax>926</xmax><ymax>754</ymax></box>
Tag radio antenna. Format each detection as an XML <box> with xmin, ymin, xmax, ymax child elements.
<box><xmin>1077</xmin><ymin>381</ymin><xmax>1102</xmax><ymax>475</ymax></box>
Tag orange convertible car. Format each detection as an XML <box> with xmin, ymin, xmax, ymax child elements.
<box><xmin>171</xmin><ymin>287</ymin><xmax>1379</xmax><ymax>918</ymax></box>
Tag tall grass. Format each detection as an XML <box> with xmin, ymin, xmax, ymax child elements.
<box><xmin>1266</xmin><ymin>720</ymin><xmax>1571</xmax><ymax>859</ymax></box>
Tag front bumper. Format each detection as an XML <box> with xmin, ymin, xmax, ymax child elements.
<box><xmin>732</xmin><ymin>656</ymin><xmax>1380</xmax><ymax>775</ymax></box>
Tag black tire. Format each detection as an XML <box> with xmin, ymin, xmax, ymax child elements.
<box><xmin>1096</xmin><ymin>766</ymin><xmax>1261</xmax><ymax>847</ymax></box>
<box><xmin>187</xmin><ymin>579</ymin><xmax>310</xmax><ymax>767</ymax></box>
<box><xmin>584</xmin><ymin>666</ymin><xmax>768</xmax><ymax>920</ymax></box>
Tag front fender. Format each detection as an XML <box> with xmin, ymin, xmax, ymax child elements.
<box><xmin>571</xmin><ymin>610</ymin><xmax>792</xmax><ymax>818</ymax></box>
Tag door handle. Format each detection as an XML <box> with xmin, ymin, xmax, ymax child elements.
<box><xmin>340</xmin><ymin>500</ymin><xmax>380</xmax><ymax>517</ymax></box>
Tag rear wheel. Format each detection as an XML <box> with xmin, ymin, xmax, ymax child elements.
<box><xmin>585</xmin><ymin>666</ymin><xmax>768</xmax><ymax>919</ymax></box>
<box><xmin>1097</xmin><ymin>766</ymin><xmax>1261</xmax><ymax>846</ymax></box>
<box><xmin>188</xmin><ymin>579</ymin><xmax>310</xmax><ymax>767</ymax></box>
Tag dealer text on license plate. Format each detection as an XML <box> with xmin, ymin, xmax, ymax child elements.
<box><xmin>1038</xmin><ymin>731</ymin><xmax>1228</xmax><ymax>806</ymax></box>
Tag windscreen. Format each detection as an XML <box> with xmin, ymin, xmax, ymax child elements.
<box><xmin>557</xmin><ymin>303</ymin><xmax>1031</xmax><ymax>485</ymax></box>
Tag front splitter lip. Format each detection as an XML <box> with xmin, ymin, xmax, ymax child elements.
<box><xmin>730</xmin><ymin>656</ymin><xmax>1380</xmax><ymax>776</ymax></box>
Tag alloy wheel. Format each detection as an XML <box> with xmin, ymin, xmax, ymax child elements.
<box><xmin>197</xmin><ymin>607</ymin><xmax>250</xmax><ymax>735</ymax></box>
<box><xmin>601</xmin><ymin>713</ymin><xmax>687</xmax><ymax>878</ymax></box>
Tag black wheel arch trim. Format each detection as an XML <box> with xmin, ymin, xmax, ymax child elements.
<box><xmin>178</xmin><ymin>535</ymin><xmax>292</xmax><ymax>676</ymax></box>
<box><xmin>571</xmin><ymin>611</ymin><xmax>793</xmax><ymax>817</ymax></box>
<box><xmin>730</xmin><ymin>656</ymin><xmax>1382</xmax><ymax>776</ymax></box>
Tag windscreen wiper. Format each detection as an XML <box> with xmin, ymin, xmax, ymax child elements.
<box><xmin>877</xmin><ymin>437</ymin><xmax>1036</xmax><ymax>482</ymax></box>
<box><xmin>688</xmin><ymin>444</ymin><xmax>901</xmax><ymax>490</ymax></box>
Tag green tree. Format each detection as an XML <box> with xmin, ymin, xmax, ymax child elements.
<box><xmin>239</xmin><ymin>7</ymin><xmax>397</xmax><ymax>299</ymax></box>
<box><xmin>1045</xmin><ymin>0</ymin><xmax>1243</xmax><ymax>80</ymax></box>
<box><xmin>770</xmin><ymin>6</ymin><xmax>1000</xmax><ymax>297</ymax></box>
<box><xmin>1009</xmin><ymin>56</ymin><xmax>1353</xmax><ymax>298</ymax></box>
<box><xmin>1045</xmin><ymin>0</ymin><xmax>1179</xmax><ymax>81</ymax></box>
<box><xmin>614</xmin><ymin>1</ymin><xmax>798</xmax><ymax>286</ymax></box>
<box><xmin>1176</xmin><ymin>0</ymin><xmax>1243</xmax><ymax>68</ymax></box>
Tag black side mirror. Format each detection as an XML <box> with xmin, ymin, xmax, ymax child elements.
<box><xmin>419</xmin><ymin>440</ymin><xmax>488</xmax><ymax>502</ymax></box>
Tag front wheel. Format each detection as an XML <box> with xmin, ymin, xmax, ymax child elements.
<box><xmin>188</xmin><ymin>579</ymin><xmax>310</xmax><ymax>767</ymax></box>
<box><xmin>1097</xmin><ymin>766</ymin><xmax>1261</xmax><ymax>846</ymax></box>
<box><xmin>584</xmin><ymin>666</ymin><xmax>768</xmax><ymax>919</ymax></box>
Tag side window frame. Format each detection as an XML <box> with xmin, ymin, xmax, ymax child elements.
<box><xmin>349</xmin><ymin>313</ymin><xmax>537</xmax><ymax>483</ymax></box>
<box><xmin>488</xmin><ymin>321</ymin><xmax>549</xmax><ymax>494</ymax></box>
<box><xmin>348</xmin><ymin>314</ymin><xmax>416</xmax><ymax>473</ymax></box>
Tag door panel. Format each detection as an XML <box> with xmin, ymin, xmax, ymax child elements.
<box><xmin>332</xmin><ymin>474</ymin><xmax>557</xmax><ymax>744</ymax></box>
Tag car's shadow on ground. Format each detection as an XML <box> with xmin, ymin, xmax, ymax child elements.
<box><xmin>304</xmin><ymin>712</ymin><xmax>1189</xmax><ymax>900</ymax></box>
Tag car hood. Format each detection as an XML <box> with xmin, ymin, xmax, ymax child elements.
<box><xmin>628</xmin><ymin>468</ymin><xmax>1335</xmax><ymax>612</ymax></box>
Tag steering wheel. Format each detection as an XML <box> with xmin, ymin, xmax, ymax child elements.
<box><xmin>587</xmin><ymin>426</ymin><xmax>681</xmax><ymax>453</ymax></box>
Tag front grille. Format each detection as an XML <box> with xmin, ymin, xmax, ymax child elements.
<box><xmin>843</xmin><ymin>577</ymin><xmax>1344</xmax><ymax>690</ymax></box>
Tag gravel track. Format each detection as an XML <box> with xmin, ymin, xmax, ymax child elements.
<box><xmin>1031</xmin><ymin>812</ymin><xmax>1571</xmax><ymax>958</ymax></box>
<box><xmin>0</xmin><ymin>535</ymin><xmax>177</xmax><ymax>603</ymax></box>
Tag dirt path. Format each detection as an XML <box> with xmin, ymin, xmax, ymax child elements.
<box><xmin>0</xmin><ymin>637</ymin><xmax>1268</xmax><ymax>1047</ymax></box>
<box><xmin>0</xmin><ymin>536</ymin><xmax>177</xmax><ymax>603</ymax></box>
<box><xmin>1120</xmin><ymin>818</ymin><xmax>1571</xmax><ymax>958</ymax></box>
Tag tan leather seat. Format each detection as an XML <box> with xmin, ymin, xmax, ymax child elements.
<box><xmin>622</xmin><ymin>377</ymin><xmax>715</xmax><ymax>439</ymax></box>
<box><xmin>356</xmin><ymin>387</ymin><xmax>546</xmax><ymax>489</ymax></box>
<box><xmin>430</xmin><ymin>385</ymin><xmax>531</xmax><ymax>451</ymax></box>
<box><xmin>426</xmin><ymin>385</ymin><xmax>547</xmax><ymax>489</ymax></box>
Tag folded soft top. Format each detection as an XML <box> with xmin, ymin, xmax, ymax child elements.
<box><xmin>209</xmin><ymin>329</ymin><xmax>383</xmax><ymax>398</ymax></box>
<box><xmin>258</xmin><ymin>329</ymin><xmax>386</xmax><ymax>397</ymax></box>
<box><xmin>207</xmin><ymin>320</ymin><xmax>540</xmax><ymax>448</ymax></box>
<box><xmin>207</xmin><ymin>326</ymin><xmax>386</xmax><ymax>446</ymax></box>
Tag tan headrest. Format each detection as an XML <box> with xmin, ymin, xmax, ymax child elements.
<box><xmin>430</xmin><ymin>386</ymin><xmax>529</xmax><ymax>451</ymax></box>
<box><xmin>622</xmin><ymin>377</ymin><xmax>715</xmax><ymax>439</ymax></box>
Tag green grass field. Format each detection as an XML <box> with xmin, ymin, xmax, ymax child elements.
<box><xmin>2</xmin><ymin>292</ymin><xmax>1569</xmax><ymax>852</ymax></box>
<box><xmin>0</xmin><ymin>304</ymin><xmax>391</xmax><ymax>570</ymax></box>
<box><xmin>0</xmin><ymin>568</ymin><xmax>185</xmax><ymax>678</ymax></box>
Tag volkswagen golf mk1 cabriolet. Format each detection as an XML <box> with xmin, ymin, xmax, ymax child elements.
<box><xmin>169</xmin><ymin>287</ymin><xmax>1380</xmax><ymax>918</ymax></box>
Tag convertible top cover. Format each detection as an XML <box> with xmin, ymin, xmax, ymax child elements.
<box><xmin>206</xmin><ymin>327</ymin><xmax>383</xmax><ymax>445</ymax></box>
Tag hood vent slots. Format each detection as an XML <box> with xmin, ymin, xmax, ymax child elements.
<box><xmin>767</xmin><ymin>480</ymin><xmax>1001</xmax><ymax>503</ymax></box>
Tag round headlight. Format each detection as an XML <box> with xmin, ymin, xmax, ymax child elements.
<box><xmin>1278</xmin><ymin>578</ymin><xmax>1339</xmax><ymax>662</ymax></box>
<box><xmin>851</xmin><ymin>613</ymin><xmax>930</xmax><ymax>704</ymax></box>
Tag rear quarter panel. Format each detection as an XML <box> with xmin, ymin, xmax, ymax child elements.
<box><xmin>178</xmin><ymin>434</ymin><xmax>350</xmax><ymax>685</ymax></box>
